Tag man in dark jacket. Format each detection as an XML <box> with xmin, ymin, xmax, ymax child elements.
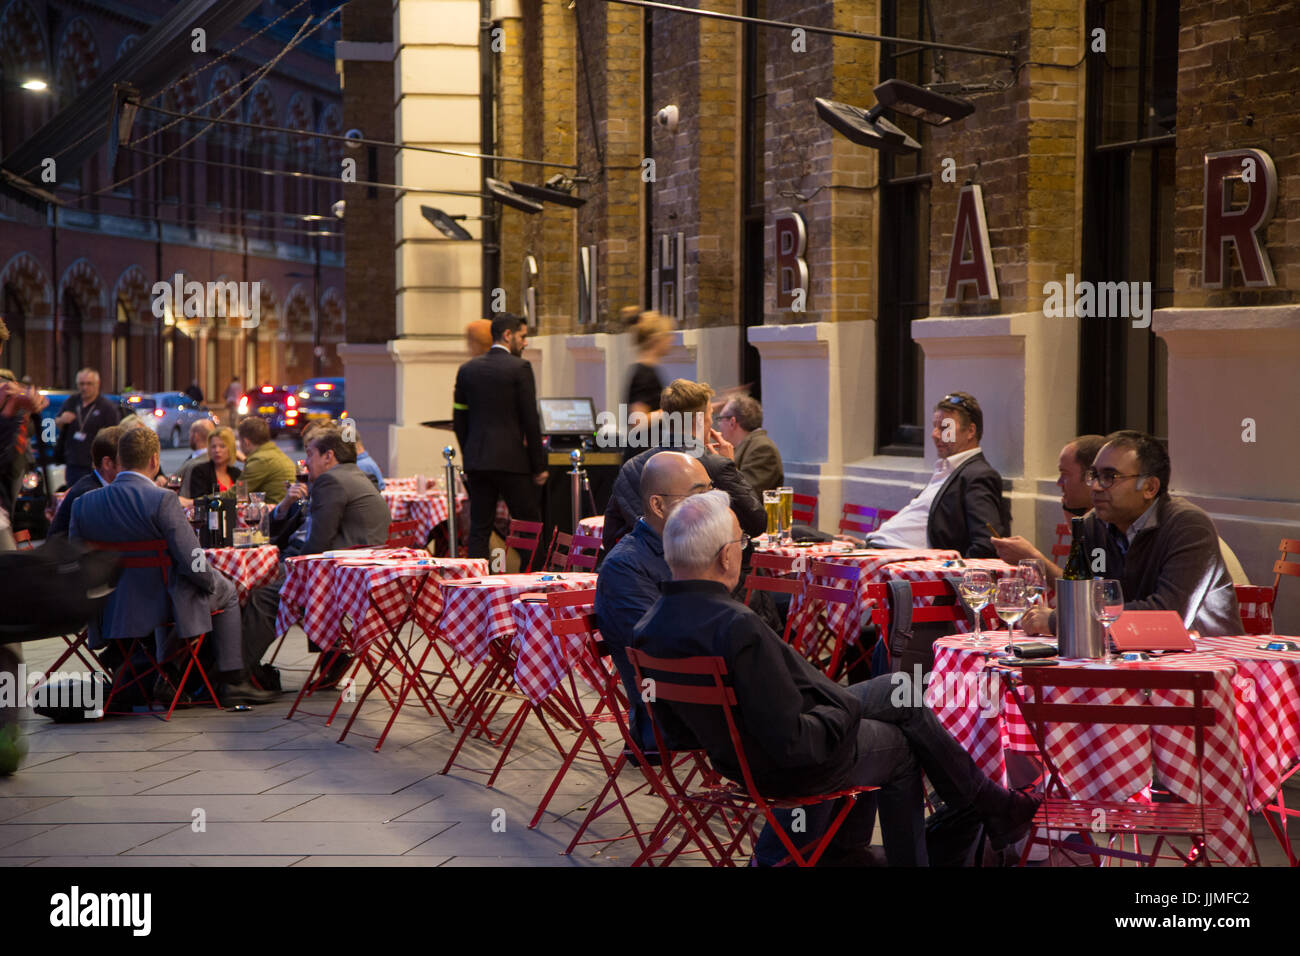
<box><xmin>867</xmin><ymin>391</ymin><xmax>1008</xmax><ymax>557</ymax></box>
<box><xmin>54</xmin><ymin>368</ymin><xmax>120</xmax><ymax>488</ymax></box>
<box><xmin>603</xmin><ymin>378</ymin><xmax>766</xmax><ymax>552</ymax></box>
<box><xmin>453</xmin><ymin>313</ymin><xmax>547</xmax><ymax>561</ymax></box>
<box><xmin>633</xmin><ymin>490</ymin><xmax>1038</xmax><ymax>865</ymax></box>
<box><xmin>1023</xmin><ymin>430</ymin><xmax>1242</xmax><ymax>637</ymax></box>
<box><xmin>48</xmin><ymin>425</ymin><xmax>122</xmax><ymax>537</ymax></box>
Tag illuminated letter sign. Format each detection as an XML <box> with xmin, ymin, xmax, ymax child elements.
<box><xmin>1203</xmin><ymin>149</ymin><xmax>1277</xmax><ymax>288</ymax></box>
<box><xmin>775</xmin><ymin>213</ymin><xmax>809</xmax><ymax>311</ymax></box>
<box><xmin>944</xmin><ymin>184</ymin><xmax>998</xmax><ymax>303</ymax></box>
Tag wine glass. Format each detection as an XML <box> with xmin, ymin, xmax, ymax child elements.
<box><xmin>959</xmin><ymin>569</ymin><xmax>996</xmax><ymax>644</ymax></box>
<box><xmin>1092</xmin><ymin>579</ymin><xmax>1124</xmax><ymax>662</ymax></box>
<box><xmin>1017</xmin><ymin>559</ymin><xmax>1046</xmax><ymax>607</ymax></box>
<box><xmin>994</xmin><ymin>579</ymin><xmax>1030</xmax><ymax>648</ymax></box>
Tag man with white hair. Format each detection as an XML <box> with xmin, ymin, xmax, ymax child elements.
<box><xmin>632</xmin><ymin>490</ymin><xmax>1039</xmax><ymax>866</ymax></box>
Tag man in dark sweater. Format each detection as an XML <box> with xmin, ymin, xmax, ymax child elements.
<box><xmin>55</xmin><ymin>368</ymin><xmax>120</xmax><ymax>487</ymax></box>
<box><xmin>633</xmin><ymin>490</ymin><xmax>1038</xmax><ymax>866</ymax></box>
<box><xmin>1024</xmin><ymin>430</ymin><xmax>1242</xmax><ymax>637</ymax></box>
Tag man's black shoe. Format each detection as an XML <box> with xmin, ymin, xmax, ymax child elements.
<box><xmin>152</xmin><ymin>673</ymin><xmax>193</xmax><ymax>709</ymax></box>
<box><xmin>315</xmin><ymin>653</ymin><xmax>352</xmax><ymax>690</ymax></box>
<box><xmin>985</xmin><ymin>789</ymin><xmax>1042</xmax><ymax>850</ymax></box>
<box><xmin>250</xmin><ymin>664</ymin><xmax>282</xmax><ymax>692</ymax></box>
<box><xmin>218</xmin><ymin>680</ymin><xmax>282</xmax><ymax>706</ymax></box>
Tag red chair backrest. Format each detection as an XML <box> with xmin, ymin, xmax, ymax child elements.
<box><xmin>877</xmin><ymin>509</ymin><xmax>898</xmax><ymax>525</ymax></box>
<box><xmin>565</xmin><ymin>531</ymin><xmax>604</xmax><ymax>572</ymax></box>
<box><xmin>1235</xmin><ymin>585</ymin><xmax>1276</xmax><ymax>635</ymax></box>
<box><xmin>83</xmin><ymin>539</ymin><xmax>172</xmax><ymax>587</ymax></box>
<box><xmin>1017</xmin><ymin>667</ymin><xmax>1218</xmax><ymax>729</ymax></box>
<box><xmin>542</xmin><ymin>528</ymin><xmax>571</xmax><ymax>571</ymax></box>
<box><xmin>1273</xmin><ymin>538</ymin><xmax>1300</xmax><ymax>596</ymax></box>
<box><xmin>14</xmin><ymin>529</ymin><xmax>34</xmax><ymax>550</ymax></box>
<box><xmin>907</xmin><ymin>578</ymin><xmax>999</xmax><ymax>630</ymax></box>
<box><xmin>838</xmin><ymin>503</ymin><xmax>880</xmax><ymax>536</ymax></box>
<box><xmin>385</xmin><ymin>520</ymin><xmax>420</xmax><ymax>548</ymax></box>
<box><xmin>791</xmin><ymin>493</ymin><xmax>817</xmax><ymax>525</ymax></box>
<box><xmin>1051</xmin><ymin>522</ymin><xmax>1071</xmax><ymax>566</ymax></box>
<box><xmin>750</xmin><ymin>552</ymin><xmax>797</xmax><ymax>575</ymax></box>
<box><xmin>505</xmin><ymin>519</ymin><xmax>544</xmax><ymax>571</ymax></box>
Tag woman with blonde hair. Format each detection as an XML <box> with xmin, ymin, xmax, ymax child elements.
<box><xmin>188</xmin><ymin>426</ymin><xmax>242</xmax><ymax>496</ymax></box>
<box><xmin>622</xmin><ymin>308</ymin><xmax>674</xmax><ymax>460</ymax></box>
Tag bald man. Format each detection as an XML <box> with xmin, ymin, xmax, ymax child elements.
<box><xmin>465</xmin><ymin>319</ymin><xmax>492</xmax><ymax>357</ymax></box>
<box><xmin>595</xmin><ymin>451</ymin><xmax>712</xmax><ymax>748</ymax></box>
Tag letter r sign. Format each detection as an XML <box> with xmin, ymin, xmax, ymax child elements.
<box><xmin>1203</xmin><ymin>149</ymin><xmax>1277</xmax><ymax>288</ymax></box>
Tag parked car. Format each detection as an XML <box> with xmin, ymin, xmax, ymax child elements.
<box><xmin>125</xmin><ymin>392</ymin><xmax>219</xmax><ymax>449</ymax></box>
<box><xmin>237</xmin><ymin>384</ymin><xmax>300</xmax><ymax>438</ymax></box>
<box><xmin>292</xmin><ymin>378</ymin><xmax>345</xmax><ymax>445</ymax></box>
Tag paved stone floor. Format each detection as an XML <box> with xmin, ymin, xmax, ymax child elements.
<box><xmin>2</xmin><ymin>631</ymin><xmax>1296</xmax><ymax>867</ymax></box>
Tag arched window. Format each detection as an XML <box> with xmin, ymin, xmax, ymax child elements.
<box><xmin>113</xmin><ymin>297</ymin><xmax>130</xmax><ymax>391</ymax></box>
<box><xmin>2</xmin><ymin>283</ymin><xmax>26</xmax><ymax>379</ymax></box>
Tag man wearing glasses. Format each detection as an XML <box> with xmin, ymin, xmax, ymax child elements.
<box><xmin>866</xmin><ymin>391</ymin><xmax>1008</xmax><ymax>557</ymax></box>
<box><xmin>1023</xmin><ymin>430</ymin><xmax>1241</xmax><ymax>637</ymax></box>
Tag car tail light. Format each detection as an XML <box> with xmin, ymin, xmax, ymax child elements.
<box><xmin>153</xmin><ymin>408</ymin><xmax>165</xmax><ymax>417</ymax></box>
<box><xmin>286</xmin><ymin>395</ymin><xmax>296</xmax><ymax>408</ymax></box>
<box><xmin>238</xmin><ymin>396</ymin><xmax>248</xmax><ymax>414</ymax></box>
<box><xmin>318</xmin><ymin>383</ymin><xmax>334</xmax><ymax>390</ymax></box>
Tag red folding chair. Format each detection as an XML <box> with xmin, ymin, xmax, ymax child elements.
<box><xmin>541</xmin><ymin>528</ymin><xmax>570</xmax><ymax>571</ymax></box>
<box><xmin>791</xmin><ymin>493</ymin><xmax>817</xmax><ymax>526</ymax></box>
<box><xmin>744</xmin><ymin>553</ymin><xmax>803</xmax><ymax>646</ymax></box>
<box><xmin>626</xmin><ymin>648</ymin><xmax>879</xmax><ymax>867</ymax></box>
<box><xmin>1051</xmin><ymin>522</ymin><xmax>1071</xmax><ymax>568</ymax></box>
<box><xmin>909</xmin><ymin>578</ymin><xmax>1000</xmax><ymax>633</ymax></box>
<box><xmin>800</xmin><ymin>560</ymin><xmax>863</xmax><ymax>680</ymax></box>
<box><xmin>838</xmin><ymin>502</ymin><xmax>881</xmax><ymax>537</ymax></box>
<box><xmin>505</xmin><ymin>518</ymin><xmax>544</xmax><ymax>571</ymax></box>
<box><xmin>1011</xmin><ymin>667</ymin><xmax>1239</xmax><ymax>867</ymax></box>
<box><xmin>384</xmin><ymin>519</ymin><xmax>421</xmax><ymax>548</ymax></box>
<box><xmin>1273</xmin><ymin>537</ymin><xmax>1300</xmax><ymax>612</ymax></box>
<box><xmin>564</xmin><ymin>531</ymin><xmax>603</xmax><ymax>571</ymax></box>
<box><xmin>878</xmin><ymin>509</ymin><xmax>898</xmax><ymax>525</ymax></box>
<box><xmin>1235</xmin><ymin>585</ymin><xmax>1275</xmax><ymax>635</ymax></box>
<box><xmin>83</xmin><ymin>539</ymin><xmax>223</xmax><ymax>721</ymax></box>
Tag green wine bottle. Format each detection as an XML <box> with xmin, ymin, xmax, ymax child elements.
<box><xmin>1061</xmin><ymin>516</ymin><xmax>1092</xmax><ymax>580</ymax></box>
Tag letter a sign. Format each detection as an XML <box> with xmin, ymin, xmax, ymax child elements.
<box><xmin>944</xmin><ymin>184</ymin><xmax>999</xmax><ymax>303</ymax></box>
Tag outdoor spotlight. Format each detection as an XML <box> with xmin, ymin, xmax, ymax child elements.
<box><xmin>106</xmin><ymin>83</ymin><xmax>141</xmax><ymax>170</ymax></box>
<box><xmin>872</xmin><ymin>78</ymin><xmax>975</xmax><ymax>127</ymax></box>
<box><xmin>420</xmin><ymin>205</ymin><xmax>473</xmax><ymax>240</ymax></box>
<box><xmin>20</xmin><ymin>78</ymin><xmax>48</xmax><ymax>91</ymax></box>
<box><xmin>508</xmin><ymin>179</ymin><xmax>586</xmax><ymax>208</ymax></box>
<box><xmin>815</xmin><ymin>97</ymin><xmax>920</xmax><ymax>154</ymax></box>
<box><xmin>485</xmin><ymin>177</ymin><xmax>544</xmax><ymax>214</ymax></box>
<box><xmin>344</xmin><ymin>129</ymin><xmax>364</xmax><ymax>150</ymax></box>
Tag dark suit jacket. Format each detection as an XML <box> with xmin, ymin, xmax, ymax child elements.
<box><xmin>633</xmin><ymin>579</ymin><xmax>862</xmax><ymax>797</ymax></box>
<box><xmin>1079</xmin><ymin>496</ymin><xmax>1242</xmax><ymax>636</ymax></box>
<box><xmin>732</xmin><ymin>428</ymin><xmax>784</xmax><ymax>493</ymax></box>
<box><xmin>602</xmin><ymin>444</ymin><xmax>767</xmax><ymax>552</ymax></box>
<box><xmin>453</xmin><ymin>346</ymin><xmax>545</xmax><ymax>474</ymax></box>
<box><xmin>48</xmin><ymin>472</ymin><xmax>104</xmax><ymax>537</ymax></box>
<box><xmin>926</xmin><ymin>451</ymin><xmax>1008</xmax><ymax>558</ymax></box>
<box><xmin>69</xmin><ymin>470</ymin><xmax>216</xmax><ymax>645</ymax></box>
<box><xmin>301</xmin><ymin>462</ymin><xmax>392</xmax><ymax>555</ymax></box>
<box><xmin>185</xmin><ymin>461</ymin><xmax>242</xmax><ymax>498</ymax></box>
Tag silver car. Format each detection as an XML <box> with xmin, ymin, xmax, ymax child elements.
<box><xmin>125</xmin><ymin>392</ymin><xmax>219</xmax><ymax>448</ymax></box>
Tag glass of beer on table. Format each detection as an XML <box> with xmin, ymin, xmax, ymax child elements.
<box><xmin>762</xmin><ymin>490</ymin><xmax>780</xmax><ymax>545</ymax></box>
<box><xmin>778</xmin><ymin>486</ymin><xmax>794</xmax><ymax>542</ymax></box>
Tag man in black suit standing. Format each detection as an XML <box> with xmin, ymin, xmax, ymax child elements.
<box><xmin>866</xmin><ymin>391</ymin><xmax>1008</xmax><ymax>557</ymax></box>
<box><xmin>453</xmin><ymin>313</ymin><xmax>548</xmax><ymax>560</ymax></box>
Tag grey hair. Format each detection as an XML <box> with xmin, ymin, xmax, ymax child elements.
<box><xmin>725</xmin><ymin>395</ymin><xmax>763</xmax><ymax>431</ymax></box>
<box><xmin>663</xmin><ymin>489</ymin><xmax>734</xmax><ymax>576</ymax></box>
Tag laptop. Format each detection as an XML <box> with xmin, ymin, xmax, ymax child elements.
<box><xmin>1108</xmin><ymin>610</ymin><xmax>1197</xmax><ymax>652</ymax></box>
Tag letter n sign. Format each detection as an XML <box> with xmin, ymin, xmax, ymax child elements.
<box><xmin>1203</xmin><ymin>149</ymin><xmax>1277</xmax><ymax>288</ymax></box>
<box><xmin>775</xmin><ymin>213</ymin><xmax>809</xmax><ymax>311</ymax></box>
<box><xmin>944</xmin><ymin>184</ymin><xmax>998</xmax><ymax>303</ymax></box>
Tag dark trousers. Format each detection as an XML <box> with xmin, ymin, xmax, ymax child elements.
<box><xmin>241</xmin><ymin>582</ymin><xmax>283</xmax><ymax>668</ymax></box>
<box><xmin>754</xmin><ymin>672</ymin><xmax>996</xmax><ymax>866</ymax></box>
<box><xmin>465</xmin><ymin>470</ymin><xmax>541</xmax><ymax>564</ymax></box>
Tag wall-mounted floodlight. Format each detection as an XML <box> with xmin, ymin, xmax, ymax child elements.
<box><xmin>20</xmin><ymin>78</ymin><xmax>49</xmax><ymax>91</ymax></box>
<box><xmin>815</xmin><ymin>97</ymin><xmax>920</xmax><ymax>154</ymax></box>
<box><xmin>421</xmin><ymin>205</ymin><xmax>473</xmax><ymax>240</ymax></box>
<box><xmin>485</xmin><ymin>177</ymin><xmax>544</xmax><ymax>214</ymax></box>
<box><xmin>508</xmin><ymin>176</ymin><xmax>587</xmax><ymax>208</ymax></box>
<box><xmin>872</xmin><ymin>78</ymin><xmax>975</xmax><ymax>126</ymax></box>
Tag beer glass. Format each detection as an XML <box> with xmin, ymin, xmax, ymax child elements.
<box><xmin>762</xmin><ymin>490</ymin><xmax>780</xmax><ymax>544</ymax></box>
<box><xmin>778</xmin><ymin>486</ymin><xmax>794</xmax><ymax>542</ymax></box>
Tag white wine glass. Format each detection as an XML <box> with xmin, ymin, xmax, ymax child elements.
<box><xmin>959</xmin><ymin>570</ymin><xmax>996</xmax><ymax>645</ymax></box>
<box><xmin>1017</xmin><ymin>559</ymin><xmax>1046</xmax><ymax>607</ymax></box>
<box><xmin>994</xmin><ymin>579</ymin><xmax>1030</xmax><ymax>648</ymax></box>
<box><xmin>1093</xmin><ymin>578</ymin><xmax>1124</xmax><ymax>662</ymax></box>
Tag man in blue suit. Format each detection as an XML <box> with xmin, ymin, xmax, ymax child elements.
<box><xmin>70</xmin><ymin>426</ymin><xmax>277</xmax><ymax>706</ymax></box>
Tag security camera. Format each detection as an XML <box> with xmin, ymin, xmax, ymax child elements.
<box><xmin>655</xmin><ymin>105</ymin><xmax>679</xmax><ymax>133</ymax></box>
<box><xmin>344</xmin><ymin>129</ymin><xmax>364</xmax><ymax>150</ymax></box>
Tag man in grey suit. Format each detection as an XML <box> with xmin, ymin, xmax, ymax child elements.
<box><xmin>241</xmin><ymin>423</ymin><xmax>392</xmax><ymax>681</ymax></box>
<box><xmin>69</xmin><ymin>426</ymin><xmax>278</xmax><ymax>706</ymax></box>
<box><xmin>716</xmin><ymin>396</ymin><xmax>784</xmax><ymax>494</ymax></box>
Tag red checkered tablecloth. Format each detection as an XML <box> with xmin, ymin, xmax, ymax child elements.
<box><xmin>332</xmin><ymin>556</ymin><xmax>489</xmax><ymax>653</ymax></box>
<box><xmin>878</xmin><ymin>557</ymin><xmax>1017</xmax><ymax>634</ymax></box>
<box><xmin>576</xmin><ymin>515</ymin><xmax>604</xmax><ymax>538</ymax></box>
<box><xmin>275</xmin><ymin>548</ymin><xmax>430</xmax><ymax>649</ymax></box>
<box><xmin>931</xmin><ymin>635</ymin><xmax>1258</xmax><ymax>867</ymax></box>
<box><xmin>438</xmin><ymin>572</ymin><xmax>599</xmax><ymax>666</ymax></box>
<box><xmin>510</xmin><ymin>596</ymin><xmax>603</xmax><ymax>704</ymax></box>
<box><xmin>204</xmin><ymin>545</ymin><xmax>280</xmax><ymax>604</ymax></box>
<box><xmin>1194</xmin><ymin>635</ymin><xmax>1300</xmax><ymax>811</ymax></box>
<box><xmin>381</xmin><ymin>490</ymin><xmax>451</xmax><ymax>543</ymax></box>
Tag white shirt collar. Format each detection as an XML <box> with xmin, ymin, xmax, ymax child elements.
<box><xmin>936</xmin><ymin>446</ymin><xmax>981</xmax><ymax>475</ymax></box>
<box><xmin>490</xmin><ymin>343</ymin><xmax>510</xmax><ymax>353</ymax></box>
<box><xmin>1125</xmin><ymin>500</ymin><xmax>1158</xmax><ymax>544</ymax></box>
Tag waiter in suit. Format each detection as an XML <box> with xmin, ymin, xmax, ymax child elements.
<box><xmin>69</xmin><ymin>426</ymin><xmax>277</xmax><ymax>705</ymax></box>
<box><xmin>453</xmin><ymin>313</ymin><xmax>548</xmax><ymax>560</ymax></box>
<box><xmin>865</xmin><ymin>391</ymin><xmax>1008</xmax><ymax>558</ymax></box>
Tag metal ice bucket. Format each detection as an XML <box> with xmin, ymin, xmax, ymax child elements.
<box><xmin>1056</xmin><ymin>579</ymin><xmax>1104</xmax><ymax>659</ymax></box>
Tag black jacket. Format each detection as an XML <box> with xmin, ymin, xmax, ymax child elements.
<box><xmin>452</xmin><ymin>347</ymin><xmax>545</xmax><ymax>474</ymax></box>
<box><xmin>632</xmin><ymin>579</ymin><xmax>863</xmax><ymax>797</ymax></box>
<box><xmin>186</xmin><ymin>461</ymin><xmax>242</xmax><ymax>499</ymax></box>
<box><xmin>48</xmin><ymin>472</ymin><xmax>104</xmax><ymax>537</ymax></box>
<box><xmin>602</xmin><ymin>444</ymin><xmax>767</xmax><ymax>552</ymax></box>
<box><xmin>926</xmin><ymin>451</ymin><xmax>1009</xmax><ymax>558</ymax></box>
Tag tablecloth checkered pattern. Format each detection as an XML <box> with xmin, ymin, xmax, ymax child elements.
<box><xmin>204</xmin><ymin>545</ymin><xmax>280</xmax><ymax>604</ymax></box>
<box><xmin>438</xmin><ymin>573</ymin><xmax>599</xmax><ymax>667</ymax></box>
<box><xmin>576</xmin><ymin>515</ymin><xmax>605</xmax><ymax>538</ymax></box>
<box><xmin>931</xmin><ymin>635</ymin><xmax>1258</xmax><ymax>867</ymax></box>
<box><xmin>781</xmin><ymin>548</ymin><xmax>961</xmax><ymax>648</ymax></box>
<box><xmin>878</xmin><ymin>557</ymin><xmax>1017</xmax><ymax>634</ymax></box>
<box><xmin>380</xmin><ymin>490</ymin><xmax>450</xmax><ymax>543</ymax></box>
<box><xmin>275</xmin><ymin>548</ymin><xmax>430</xmax><ymax>650</ymax></box>
<box><xmin>510</xmin><ymin>596</ymin><xmax>603</xmax><ymax>705</ymax></box>
<box><xmin>332</xmin><ymin>556</ymin><xmax>489</xmax><ymax>653</ymax></box>
<box><xmin>1194</xmin><ymin>635</ymin><xmax>1300</xmax><ymax>811</ymax></box>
